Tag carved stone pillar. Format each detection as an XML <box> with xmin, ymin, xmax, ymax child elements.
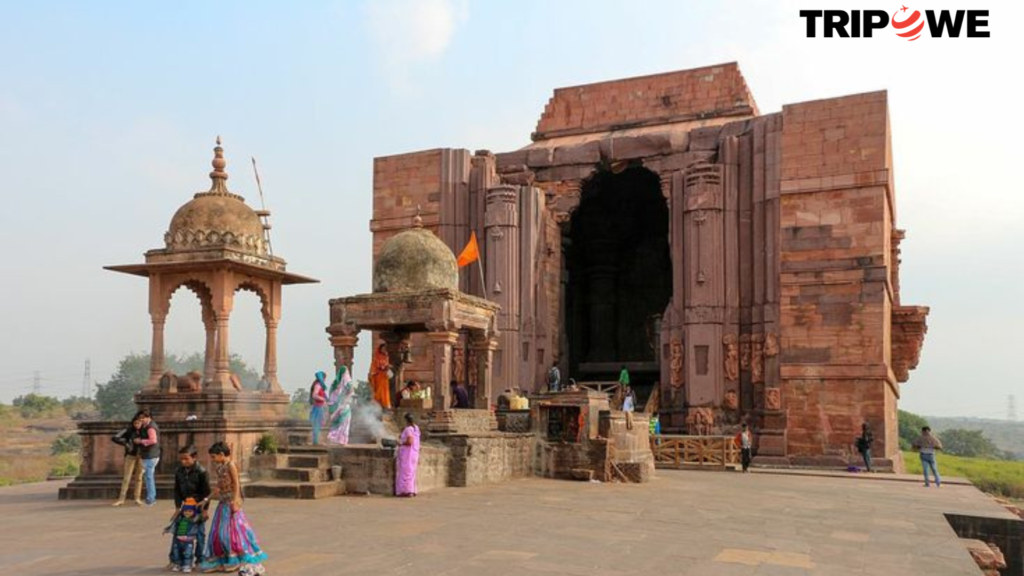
<box><xmin>427</xmin><ymin>331</ymin><xmax>459</xmax><ymax>411</ymax></box>
<box><xmin>202</xmin><ymin>309</ymin><xmax>216</xmax><ymax>385</ymax></box>
<box><xmin>470</xmin><ymin>332</ymin><xmax>499</xmax><ymax>409</ymax></box>
<box><xmin>263</xmin><ymin>319</ymin><xmax>280</xmax><ymax>392</ymax></box>
<box><xmin>148</xmin><ymin>313</ymin><xmax>167</xmax><ymax>391</ymax></box>
<box><xmin>682</xmin><ymin>164</ymin><xmax>726</xmax><ymax>412</ymax></box>
<box><xmin>485</xmin><ymin>184</ymin><xmax>520</xmax><ymax>394</ymax></box>
<box><xmin>329</xmin><ymin>333</ymin><xmax>359</xmax><ymax>375</ymax></box>
<box><xmin>209</xmin><ymin>311</ymin><xmax>233</xmax><ymax>392</ymax></box>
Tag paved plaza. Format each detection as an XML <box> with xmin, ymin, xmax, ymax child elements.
<box><xmin>1</xmin><ymin>471</ymin><xmax>1014</xmax><ymax>575</ymax></box>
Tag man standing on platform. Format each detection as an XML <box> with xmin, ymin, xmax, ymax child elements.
<box><xmin>133</xmin><ymin>409</ymin><xmax>160</xmax><ymax>505</ymax></box>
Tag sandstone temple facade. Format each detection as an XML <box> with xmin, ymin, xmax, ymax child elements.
<box><xmin>364</xmin><ymin>62</ymin><xmax>929</xmax><ymax>468</ymax></box>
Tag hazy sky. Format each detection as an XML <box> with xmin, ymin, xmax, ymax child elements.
<box><xmin>0</xmin><ymin>1</ymin><xmax>1020</xmax><ymax>418</ymax></box>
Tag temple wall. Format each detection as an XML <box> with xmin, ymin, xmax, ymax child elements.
<box><xmin>778</xmin><ymin>91</ymin><xmax>899</xmax><ymax>463</ymax></box>
<box><xmin>363</xmin><ymin>67</ymin><xmax>927</xmax><ymax>467</ymax></box>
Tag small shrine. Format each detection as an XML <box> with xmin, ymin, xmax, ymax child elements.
<box><xmin>327</xmin><ymin>209</ymin><xmax>500</xmax><ymax>433</ymax></box>
<box><xmin>61</xmin><ymin>139</ymin><xmax>317</xmax><ymax>499</ymax></box>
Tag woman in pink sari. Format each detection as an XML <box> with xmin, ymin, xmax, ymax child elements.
<box><xmin>395</xmin><ymin>413</ymin><xmax>420</xmax><ymax>497</ymax></box>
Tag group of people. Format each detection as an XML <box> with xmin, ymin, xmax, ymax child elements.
<box><xmin>308</xmin><ymin>361</ymin><xmax>423</xmax><ymax>498</ymax></box>
<box><xmin>111</xmin><ymin>416</ymin><xmax>267</xmax><ymax>574</ymax></box>
<box><xmin>308</xmin><ymin>366</ymin><xmax>358</xmax><ymax>446</ymax></box>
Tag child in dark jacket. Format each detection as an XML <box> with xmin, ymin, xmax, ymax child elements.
<box><xmin>164</xmin><ymin>498</ymin><xmax>203</xmax><ymax>572</ymax></box>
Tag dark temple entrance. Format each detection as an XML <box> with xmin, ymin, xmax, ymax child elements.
<box><xmin>562</xmin><ymin>167</ymin><xmax>672</xmax><ymax>389</ymax></box>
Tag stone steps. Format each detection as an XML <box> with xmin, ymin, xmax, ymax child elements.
<box><xmin>245</xmin><ymin>445</ymin><xmax>341</xmax><ymax>499</ymax></box>
<box><xmin>243</xmin><ymin>479</ymin><xmax>344</xmax><ymax>499</ymax></box>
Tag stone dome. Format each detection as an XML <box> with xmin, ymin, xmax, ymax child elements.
<box><xmin>163</xmin><ymin>139</ymin><xmax>268</xmax><ymax>256</ymax></box>
<box><xmin>373</xmin><ymin>223</ymin><xmax>458</xmax><ymax>293</ymax></box>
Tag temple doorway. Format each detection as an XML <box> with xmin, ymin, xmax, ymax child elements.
<box><xmin>562</xmin><ymin>166</ymin><xmax>672</xmax><ymax>393</ymax></box>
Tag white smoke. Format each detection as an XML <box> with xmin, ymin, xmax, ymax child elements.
<box><xmin>351</xmin><ymin>398</ymin><xmax>395</xmax><ymax>443</ymax></box>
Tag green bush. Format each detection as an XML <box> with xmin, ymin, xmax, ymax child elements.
<box><xmin>12</xmin><ymin>394</ymin><xmax>62</xmax><ymax>419</ymax></box>
<box><xmin>50</xmin><ymin>434</ymin><xmax>81</xmax><ymax>455</ymax></box>
<box><xmin>254</xmin><ymin>433</ymin><xmax>278</xmax><ymax>455</ymax></box>
<box><xmin>898</xmin><ymin>410</ymin><xmax>929</xmax><ymax>451</ymax></box>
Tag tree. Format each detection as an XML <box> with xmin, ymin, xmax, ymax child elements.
<box><xmin>898</xmin><ymin>409</ymin><xmax>930</xmax><ymax>451</ymax></box>
<box><xmin>51</xmin><ymin>433</ymin><xmax>81</xmax><ymax>455</ymax></box>
<box><xmin>94</xmin><ymin>352</ymin><xmax>264</xmax><ymax>420</ymax></box>
<box><xmin>61</xmin><ymin>396</ymin><xmax>98</xmax><ymax>420</ymax></box>
<box><xmin>12</xmin><ymin>393</ymin><xmax>62</xmax><ymax>419</ymax></box>
<box><xmin>94</xmin><ymin>353</ymin><xmax>150</xmax><ymax>420</ymax></box>
<box><xmin>939</xmin><ymin>428</ymin><xmax>1002</xmax><ymax>459</ymax></box>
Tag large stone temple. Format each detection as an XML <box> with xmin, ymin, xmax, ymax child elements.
<box><xmin>357</xmin><ymin>62</ymin><xmax>929</xmax><ymax>468</ymax></box>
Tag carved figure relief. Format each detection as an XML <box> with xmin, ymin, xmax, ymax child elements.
<box><xmin>751</xmin><ymin>335</ymin><xmax>765</xmax><ymax>384</ymax></box>
<box><xmin>685</xmin><ymin>407</ymin><xmax>715</xmax><ymax>436</ymax></box>
<box><xmin>764</xmin><ymin>332</ymin><xmax>779</xmax><ymax>358</ymax></box>
<box><xmin>739</xmin><ymin>334</ymin><xmax>752</xmax><ymax>372</ymax></box>
<box><xmin>723</xmin><ymin>334</ymin><xmax>739</xmax><ymax>382</ymax></box>
<box><xmin>669</xmin><ymin>338</ymin><xmax>684</xmax><ymax>388</ymax></box>
<box><xmin>453</xmin><ymin>347</ymin><xmax>465</xmax><ymax>384</ymax></box>
<box><xmin>159</xmin><ymin>370</ymin><xmax>203</xmax><ymax>393</ymax></box>
<box><xmin>765</xmin><ymin>387</ymin><xmax>782</xmax><ymax>411</ymax></box>
<box><xmin>723</xmin><ymin>390</ymin><xmax>739</xmax><ymax>410</ymax></box>
<box><xmin>467</xmin><ymin>349</ymin><xmax>478</xmax><ymax>387</ymax></box>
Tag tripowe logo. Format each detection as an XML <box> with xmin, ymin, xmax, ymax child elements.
<box><xmin>799</xmin><ymin>6</ymin><xmax>990</xmax><ymax>39</ymax></box>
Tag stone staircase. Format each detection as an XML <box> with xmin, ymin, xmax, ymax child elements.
<box><xmin>244</xmin><ymin>445</ymin><xmax>344</xmax><ymax>499</ymax></box>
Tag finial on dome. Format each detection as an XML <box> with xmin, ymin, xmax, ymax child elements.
<box><xmin>208</xmin><ymin>136</ymin><xmax>229</xmax><ymax>193</ymax></box>
<box><xmin>413</xmin><ymin>204</ymin><xmax>423</xmax><ymax>228</ymax></box>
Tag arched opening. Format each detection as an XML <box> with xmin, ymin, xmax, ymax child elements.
<box><xmin>230</xmin><ymin>286</ymin><xmax>267</xmax><ymax>390</ymax></box>
<box><xmin>164</xmin><ymin>281</ymin><xmax>213</xmax><ymax>378</ymax></box>
<box><xmin>563</xmin><ymin>166</ymin><xmax>672</xmax><ymax>388</ymax></box>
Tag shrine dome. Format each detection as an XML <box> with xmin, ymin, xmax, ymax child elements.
<box><xmin>164</xmin><ymin>138</ymin><xmax>268</xmax><ymax>256</ymax></box>
<box><xmin>372</xmin><ymin>213</ymin><xmax>458</xmax><ymax>293</ymax></box>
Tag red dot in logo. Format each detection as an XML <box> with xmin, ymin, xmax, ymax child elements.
<box><xmin>892</xmin><ymin>6</ymin><xmax>924</xmax><ymax>41</ymax></box>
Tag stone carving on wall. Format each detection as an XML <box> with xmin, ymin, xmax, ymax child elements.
<box><xmin>159</xmin><ymin>370</ymin><xmax>203</xmax><ymax>393</ymax></box>
<box><xmin>669</xmin><ymin>338</ymin><xmax>684</xmax><ymax>388</ymax></box>
<box><xmin>723</xmin><ymin>333</ymin><xmax>739</xmax><ymax>381</ymax></box>
<box><xmin>453</xmin><ymin>347</ymin><xmax>465</xmax><ymax>384</ymax></box>
<box><xmin>165</xmin><ymin>228</ymin><xmax>267</xmax><ymax>255</ymax></box>
<box><xmin>723</xmin><ymin>390</ymin><xmax>739</xmax><ymax>410</ymax></box>
<box><xmin>739</xmin><ymin>334</ymin><xmax>752</xmax><ymax>372</ymax></box>
<box><xmin>751</xmin><ymin>335</ymin><xmax>765</xmax><ymax>384</ymax></box>
<box><xmin>764</xmin><ymin>332</ymin><xmax>779</xmax><ymax>358</ymax></box>
<box><xmin>467</xmin><ymin>349</ymin><xmax>478</xmax><ymax>387</ymax></box>
<box><xmin>686</xmin><ymin>407</ymin><xmax>715</xmax><ymax>436</ymax></box>
<box><xmin>765</xmin><ymin>387</ymin><xmax>782</xmax><ymax>411</ymax></box>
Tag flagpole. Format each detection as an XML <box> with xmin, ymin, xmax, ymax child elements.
<box><xmin>477</xmin><ymin>254</ymin><xmax>487</xmax><ymax>300</ymax></box>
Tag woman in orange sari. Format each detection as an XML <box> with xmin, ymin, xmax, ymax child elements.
<box><xmin>369</xmin><ymin>343</ymin><xmax>392</xmax><ymax>409</ymax></box>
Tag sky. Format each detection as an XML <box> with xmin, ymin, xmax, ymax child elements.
<box><xmin>0</xmin><ymin>0</ymin><xmax>1021</xmax><ymax>419</ymax></box>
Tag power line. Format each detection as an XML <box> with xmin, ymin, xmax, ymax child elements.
<box><xmin>82</xmin><ymin>359</ymin><xmax>92</xmax><ymax>398</ymax></box>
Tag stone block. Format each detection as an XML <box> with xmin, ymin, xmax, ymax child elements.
<box><xmin>600</xmin><ymin>133</ymin><xmax>673</xmax><ymax>161</ymax></box>
<box><xmin>526</xmin><ymin>147</ymin><xmax>554</xmax><ymax>167</ymax></box>
<box><xmin>553</xmin><ymin>141</ymin><xmax>600</xmax><ymax>165</ymax></box>
<box><xmin>688</xmin><ymin>125</ymin><xmax>723</xmax><ymax>150</ymax></box>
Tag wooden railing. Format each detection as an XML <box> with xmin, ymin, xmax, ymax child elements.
<box><xmin>576</xmin><ymin>381</ymin><xmax>621</xmax><ymax>394</ymax></box>
<box><xmin>650</xmin><ymin>435</ymin><xmax>739</xmax><ymax>470</ymax></box>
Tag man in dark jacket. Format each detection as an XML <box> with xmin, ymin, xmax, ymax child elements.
<box><xmin>172</xmin><ymin>445</ymin><xmax>211</xmax><ymax>568</ymax></box>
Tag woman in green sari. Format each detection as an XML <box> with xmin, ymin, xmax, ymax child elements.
<box><xmin>326</xmin><ymin>366</ymin><xmax>357</xmax><ymax>445</ymax></box>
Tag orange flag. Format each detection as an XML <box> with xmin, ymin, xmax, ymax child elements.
<box><xmin>457</xmin><ymin>232</ymin><xmax>480</xmax><ymax>268</ymax></box>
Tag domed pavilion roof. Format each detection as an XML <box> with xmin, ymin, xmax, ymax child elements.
<box><xmin>372</xmin><ymin>212</ymin><xmax>458</xmax><ymax>293</ymax></box>
<box><xmin>164</xmin><ymin>138</ymin><xmax>268</xmax><ymax>256</ymax></box>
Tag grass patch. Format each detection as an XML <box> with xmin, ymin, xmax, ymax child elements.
<box><xmin>903</xmin><ymin>451</ymin><xmax>1024</xmax><ymax>499</ymax></box>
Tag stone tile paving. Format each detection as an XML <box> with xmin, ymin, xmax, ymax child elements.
<box><xmin>0</xmin><ymin>470</ymin><xmax>1014</xmax><ymax>575</ymax></box>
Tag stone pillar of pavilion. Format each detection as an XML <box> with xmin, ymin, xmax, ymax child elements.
<box><xmin>60</xmin><ymin>138</ymin><xmax>318</xmax><ymax>500</ymax></box>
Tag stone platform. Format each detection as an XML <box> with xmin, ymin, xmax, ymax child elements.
<box><xmin>8</xmin><ymin>471</ymin><xmax>1021</xmax><ymax>575</ymax></box>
